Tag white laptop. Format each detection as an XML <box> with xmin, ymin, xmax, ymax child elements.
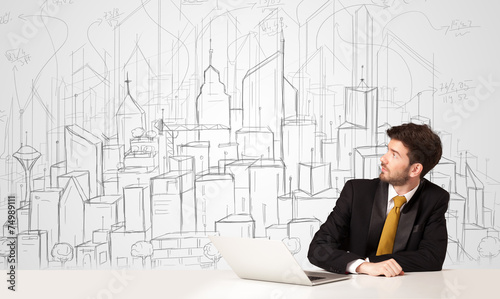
<box><xmin>209</xmin><ymin>235</ymin><xmax>349</xmax><ymax>286</ymax></box>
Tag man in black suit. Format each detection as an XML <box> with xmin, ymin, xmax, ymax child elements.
<box><xmin>308</xmin><ymin>123</ymin><xmax>449</xmax><ymax>277</ymax></box>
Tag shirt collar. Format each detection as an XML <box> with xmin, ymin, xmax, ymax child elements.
<box><xmin>388</xmin><ymin>182</ymin><xmax>419</xmax><ymax>203</ymax></box>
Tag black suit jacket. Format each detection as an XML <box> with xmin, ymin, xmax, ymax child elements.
<box><xmin>308</xmin><ymin>178</ymin><xmax>449</xmax><ymax>274</ymax></box>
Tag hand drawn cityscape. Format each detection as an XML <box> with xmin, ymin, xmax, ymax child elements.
<box><xmin>0</xmin><ymin>0</ymin><xmax>499</xmax><ymax>270</ymax></box>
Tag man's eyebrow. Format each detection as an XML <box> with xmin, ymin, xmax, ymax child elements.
<box><xmin>389</xmin><ymin>147</ymin><xmax>400</xmax><ymax>156</ymax></box>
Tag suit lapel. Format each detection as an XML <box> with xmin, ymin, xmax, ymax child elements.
<box><xmin>366</xmin><ymin>180</ymin><xmax>388</xmax><ymax>255</ymax></box>
<box><xmin>393</xmin><ymin>180</ymin><xmax>425</xmax><ymax>253</ymax></box>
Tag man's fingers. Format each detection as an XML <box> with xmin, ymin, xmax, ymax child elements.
<box><xmin>382</xmin><ymin>259</ymin><xmax>403</xmax><ymax>277</ymax></box>
<box><xmin>383</xmin><ymin>263</ymin><xmax>398</xmax><ymax>277</ymax></box>
<box><xmin>389</xmin><ymin>260</ymin><xmax>402</xmax><ymax>274</ymax></box>
<box><xmin>386</xmin><ymin>259</ymin><xmax>402</xmax><ymax>272</ymax></box>
<box><xmin>358</xmin><ymin>259</ymin><xmax>404</xmax><ymax>277</ymax></box>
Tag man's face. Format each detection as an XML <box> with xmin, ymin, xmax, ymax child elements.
<box><xmin>379</xmin><ymin>139</ymin><xmax>412</xmax><ymax>186</ymax></box>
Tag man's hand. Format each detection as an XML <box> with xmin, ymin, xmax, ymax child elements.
<box><xmin>356</xmin><ymin>259</ymin><xmax>404</xmax><ymax>277</ymax></box>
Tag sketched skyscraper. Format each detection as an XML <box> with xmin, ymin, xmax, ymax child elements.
<box><xmin>346</xmin><ymin>5</ymin><xmax>377</xmax><ymax>146</ymax></box>
<box><xmin>335</xmin><ymin>6</ymin><xmax>378</xmax><ymax>170</ymax></box>
<box><xmin>242</xmin><ymin>30</ymin><xmax>297</xmax><ymax>160</ymax></box>
<box><xmin>196</xmin><ymin>44</ymin><xmax>231</xmax><ymax>128</ymax></box>
<box><xmin>352</xmin><ymin>5</ymin><xmax>374</xmax><ymax>88</ymax></box>
<box><xmin>65</xmin><ymin>125</ymin><xmax>103</xmax><ymax>197</ymax></box>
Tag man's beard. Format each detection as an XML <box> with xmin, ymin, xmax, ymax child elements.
<box><xmin>379</xmin><ymin>164</ymin><xmax>411</xmax><ymax>186</ymax></box>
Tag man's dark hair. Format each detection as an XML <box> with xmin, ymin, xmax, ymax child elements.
<box><xmin>387</xmin><ymin>123</ymin><xmax>442</xmax><ymax>178</ymax></box>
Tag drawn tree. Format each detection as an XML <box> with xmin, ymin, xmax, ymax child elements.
<box><xmin>145</xmin><ymin>130</ymin><xmax>157</xmax><ymax>139</ymax></box>
<box><xmin>203</xmin><ymin>242</ymin><xmax>222</xmax><ymax>269</ymax></box>
<box><xmin>478</xmin><ymin>236</ymin><xmax>500</xmax><ymax>263</ymax></box>
<box><xmin>51</xmin><ymin>243</ymin><xmax>74</xmax><ymax>268</ymax></box>
<box><xmin>131</xmin><ymin>127</ymin><xmax>145</xmax><ymax>139</ymax></box>
<box><xmin>0</xmin><ymin>237</ymin><xmax>10</xmax><ymax>269</ymax></box>
<box><xmin>282</xmin><ymin>237</ymin><xmax>301</xmax><ymax>255</ymax></box>
<box><xmin>131</xmin><ymin>241</ymin><xmax>153</xmax><ymax>269</ymax></box>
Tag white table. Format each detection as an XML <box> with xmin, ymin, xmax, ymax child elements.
<box><xmin>1</xmin><ymin>269</ymin><xmax>498</xmax><ymax>298</ymax></box>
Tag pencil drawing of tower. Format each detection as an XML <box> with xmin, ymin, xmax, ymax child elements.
<box><xmin>352</xmin><ymin>5</ymin><xmax>374</xmax><ymax>88</ymax></box>
<box><xmin>335</xmin><ymin>6</ymin><xmax>378</xmax><ymax>170</ymax></box>
<box><xmin>13</xmin><ymin>144</ymin><xmax>41</xmax><ymax>208</ymax></box>
<box><xmin>196</xmin><ymin>42</ymin><xmax>231</xmax><ymax>128</ymax></box>
<box><xmin>116</xmin><ymin>74</ymin><xmax>146</xmax><ymax>153</ymax></box>
<box><xmin>242</xmin><ymin>30</ymin><xmax>291</xmax><ymax>160</ymax></box>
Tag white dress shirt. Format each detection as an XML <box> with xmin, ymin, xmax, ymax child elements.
<box><xmin>346</xmin><ymin>183</ymin><xmax>419</xmax><ymax>274</ymax></box>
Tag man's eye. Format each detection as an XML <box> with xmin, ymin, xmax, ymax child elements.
<box><xmin>393</xmin><ymin>153</ymin><xmax>397</xmax><ymax>158</ymax></box>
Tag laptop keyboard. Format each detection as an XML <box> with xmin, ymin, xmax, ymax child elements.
<box><xmin>308</xmin><ymin>275</ymin><xmax>325</xmax><ymax>281</ymax></box>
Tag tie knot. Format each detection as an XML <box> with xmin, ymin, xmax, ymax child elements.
<box><xmin>393</xmin><ymin>196</ymin><xmax>407</xmax><ymax>208</ymax></box>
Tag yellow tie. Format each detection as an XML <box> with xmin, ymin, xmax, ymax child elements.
<box><xmin>376</xmin><ymin>195</ymin><xmax>407</xmax><ymax>255</ymax></box>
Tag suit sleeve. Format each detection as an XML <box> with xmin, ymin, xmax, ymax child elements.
<box><xmin>307</xmin><ymin>180</ymin><xmax>364</xmax><ymax>273</ymax></box>
<box><xmin>369</xmin><ymin>190</ymin><xmax>450</xmax><ymax>271</ymax></box>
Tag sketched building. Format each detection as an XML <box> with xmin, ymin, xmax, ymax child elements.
<box><xmin>336</xmin><ymin>5</ymin><xmax>378</xmax><ymax>171</ymax></box>
<box><xmin>65</xmin><ymin>125</ymin><xmax>103</xmax><ymax>198</ymax></box>
<box><xmin>170</xmin><ymin>155</ymin><xmax>195</xmax><ymax>172</ymax></box>
<box><xmin>155</xmin><ymin>123</ymin><xmax>228</xmax><ymax>174</ymax></box>
<box><xmin>58</xmin><ymin>177</ymin><xmax>88</xmax><ymax>248</ymax></box>
<box><xmin>101</xmin><ymin>144</ymin><xmax>125</xmax><ymax>195</ymax></box>
<box><xmin>103</xmin><ymin>144</ymin><xmax>124</xmax><ymax>173</ymax></box>
<box><xmin>278</xmin><ymin>188</ymin><xmax>337</xmax><ymax>225</ymax></box>
<box><xmin>30</xmin><ymin>188</ymin><xmax>63</xmax><ymax>252</ymax></box>
<box><xmin>321</xmin><ymin>138</ymin><xmax>337</xmax><ymax>166</ymax></box>
<box><xmin>196</xmin><ymin>46</ymin><xmax>231</xmax><ymax>128</ymax></box>
<box><xmin>153</xmin><ymin>48</ymin><xmax>230</xmax><ymax>175</ymax></box>
<box><xmin>124</xmin><ymin>135</ymin><xmax>159</xmax><ymax>171</ymax></box>
<box><xmin>123</xmin><ymin>184</ymin><xmax>151</xmax><ymax>233</ymax></box>
<box><xmin>249</xmin><ymin>159</ymin><xmax>285</xmax><ymax>237</ymax></box>
<box><xmin>432</xmin><ymin>157</ymin><xmax>457</xmax><ymax>193</ymax></box>
<box><xmin>195</xmin><ymin>173</ymin><xmax>235</xmax><ymax>232</ymax></box>
<box><xmin>282</xmin><ymin>115</ymin><xmax>316</xmax><ymax>190</ymax></box>
<box><xmin>446</xmin><ymin>192</ymin><xmax>466</xmax><ymax>263</ymax></box>
<box><xmin>216</xmin><ymin>214</ymin><xmax>255</xmax><ymax>238</ymax></box>
<box><xmin>336</xmin><ymin>84</ymin><xmax>378</xmax><ymax>170</ymax></box>
<box><xmin>50</xmin><ymin>161</ymin><xmax>66</xmax><ymax>189</ymax></box>
<box><xmin>76</xmin><ymin>230</ymin><xmax>110</xmax><ymax>269</ymax></box>
<box><xmin>151</xmin><ymin>232</ymin><xmax>212</xmax><ymax>269</ymax></box>
<box><xmin>150</xmin><ymin>171</ymin><xmax>195</xmax><ymax>238</ymax></box>
<box><xmin>16</xmin><ymin>205</ymin><xmax>30</xmax><ymax>233</ymax></box>
<box><xmin>224</xmin><ymin>159</ymin><xmax>256</xmax><ymax>214</ymax></box>
<box><xmin>178</xmin><ymin>141</ymin><xmax>210</xmax><ymax>175</ymax></box>
<box><xmin>353</xmin><ymin>146</ymin><xmax>386</xmax><ymax>179</ymax></box>
<box><xmin>235</xmin><ymin>127</ymin><xmax>274</xmax><ymax>159</ymax></box>
<box><xmin>465</xmin><ymin>163</ymin><xmax>485</xmax><ymax>226</ymax></box>
<box><xmin>113</xmin><ymin>167</ymin><xmax>159</xmax><ymax>201</ymax></box>
<box><xmin>109</xmin><ymin>223</ymin><xmax>147</xmax><ymax>268</ymax></box>
<box><xmin>298</xmin><ymin>162</ymin><xmax>332</xmax><ymax>196</ymax></box>
<box><xmin>58</xmin><ymin>170</ymin><xmax>90</xmax><ymax>199</ymax></box>
<box><xmin>116</xmin><ymin>76</ymin><xmax>146</xmax><ymax>153</ymax></box>
<box><xmin>242</xmin><ymin>30</ymin><xmax>297</xmax><ymax>160</ymax></box>
<box><xmin>17</xmin><ymin>230</ymin><xmax>49</xmax><ymax>269</ymax></box>
<box><xmin>84</xmin><ymin>195</ymin><xmax>122</xmax><ymax>241</ymax></box>
<box><xmin>352</xmin><ymin>6</ymin><xmax>374</xmax><ymax>87</ymax></box>
<box><xmin>345</xmin><ymin>84</ymin><xmax>378</xmax><ymax>144</ymax></box>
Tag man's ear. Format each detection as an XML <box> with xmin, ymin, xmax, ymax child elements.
<box><xmin>409</xmin><ymin>163</ymin><xmax>423</xmax><ymax>178</ymax></box>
